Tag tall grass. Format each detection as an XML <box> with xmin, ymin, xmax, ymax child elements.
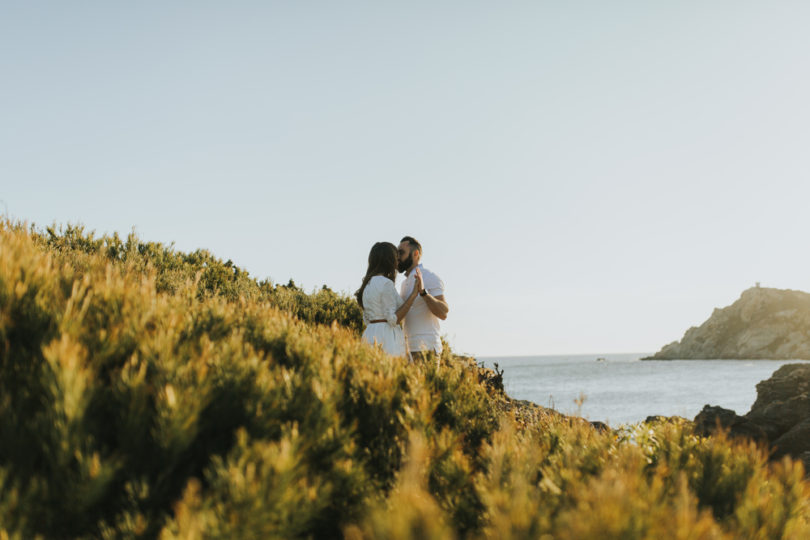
<box><xmin>1</xmin><ymin>222</ymin><xmax>808</xmax><ymax>539</ymax></box>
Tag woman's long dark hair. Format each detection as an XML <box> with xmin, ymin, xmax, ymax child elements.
<box><xmin>356</xmin><ymin>242</ymin><xmax>398</xmax><ymax>309</ymax></box>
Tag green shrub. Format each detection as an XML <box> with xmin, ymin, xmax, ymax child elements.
<box><xmin>1</xmin><ymin>221</ymin><xmax>808</xmax><ymax>539</ymax></box>
<box><xmin>30</xmin><ymin>222</ymin><xmax>364</xmax><ymax>332</ymax></box>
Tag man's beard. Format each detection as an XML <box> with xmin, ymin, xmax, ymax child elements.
<box><xmin>398</xmin><ymin>254</ymin><xmax>413</xmax><ymax>274</ymax></box>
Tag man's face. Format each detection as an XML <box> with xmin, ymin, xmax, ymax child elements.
<box><xmin>397</xmin><ymin>242</ymin><xmax>415</xmax><ymax>274</ymax></box>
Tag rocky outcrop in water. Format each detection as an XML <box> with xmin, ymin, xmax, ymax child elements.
<box><xmin>647</xmin><ymin>286</ymin><xmax>810</xmax><ymax>360</ymax></box>
<box><xmin>694</xmin><ymin>363</ymin><xmax>810</xmax><ymax>469</ymax></box>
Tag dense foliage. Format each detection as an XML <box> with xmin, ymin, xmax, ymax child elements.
<box><xmin>33</xmin><ymin>223</ymin><xmax>364</xmax><ymax>333</ymax></box>
<box><xmin>1</xmin><ymin>222</ymin><xmax>808</xmax><ymax>539</ymax></box>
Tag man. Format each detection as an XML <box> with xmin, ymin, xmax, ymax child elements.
<box><xmin>397</xmin><ymin>236</ymin><xmax>449</xmax><ymax>361</ymax></box>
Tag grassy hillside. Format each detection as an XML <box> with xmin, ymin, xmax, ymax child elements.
<box><xmin>1</xmin><ymin>221</ymin><xmax>808</xmax><ymax>539</ymax></box>
<box><xmin>33</xmin><ymin>223</ymin><xmax>364</xmax><ymax>333</ymax></box>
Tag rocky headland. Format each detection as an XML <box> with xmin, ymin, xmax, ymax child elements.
<box><xmin>646</xmin><ymin>286</ymin><xmax>810</xmax><ymax>360</ymax></box>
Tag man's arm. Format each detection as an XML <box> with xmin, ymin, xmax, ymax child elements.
<box><xmin>423</xmin><ymin>293</ymin><xmax>449</xmax><ymax>320</ymax></box>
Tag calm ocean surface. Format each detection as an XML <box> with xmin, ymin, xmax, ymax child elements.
<box><xmin>479</xmin><ymin>354</ymin><xmax>810</xmax><ymax>426</ymax></box>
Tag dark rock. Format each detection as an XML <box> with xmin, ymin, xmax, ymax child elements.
<box><xmin>750</xmin><ymin>364</ymin><xmax>810</xmax><ymax>412</ymax></box>
<box><xmin>696</xmin><ymin>363</ymin><xmax>810</xmax><ymax>472</ymax></box>
<box><xmin>747</xmin><ymin>364</ymin><xmax>810</xmax><ymax>438</ymax></box>
<box><xmin>745</xmin><ymin>363</ymin><xmax>810</xmax><ymax>441</ymax></box>
<box><xmin>644</xmin><ymin>415</ymin><xmax>687</xmax><ymax>424</ymax></box>
<box><xmin>771</xmin><ymin>418</ymin><xmax>810</xmax><ymax>461</ymax></box>
<box><xmin>693</xmin><ymin>405</ymin><xmax>768</xmax><ymax>442</ymax></box>
<box><xmin>745</xmin><ymin>394</ymin><xmax>810</xmax><ymax>441</ymax></box>
<box><xmin>589</xmin><ymin>421</ymin><xmax>609</xmax><ymax>433</ymax></box>
<box><xmin>694</xmin><ymin>405</ymin><xmax>741</xmax><ymax>436</ymax></box>
<box><xmin>728</xmin><ymin>418</ymin><xmax>769</xmax><ymax>443</ymax></box>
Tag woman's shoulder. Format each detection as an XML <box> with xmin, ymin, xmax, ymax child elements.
<box><xmin>369</xmin><ymin>274</ymin><xmax>395</xmax><ymax>285</ymax></box>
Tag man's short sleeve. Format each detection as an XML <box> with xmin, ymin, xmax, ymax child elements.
<box><xmin>423</xmin><ymin>270</ymin><xmax>445</xmax><ymax>297</ymax></box>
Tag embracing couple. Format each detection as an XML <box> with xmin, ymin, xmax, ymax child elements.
<box><xmin>355</xmin><ymin>236</ymin><xmax>449</xmax><ymax>361</ymax></box>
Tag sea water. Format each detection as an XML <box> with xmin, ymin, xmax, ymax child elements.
<box><xmin>478</xmin><ymin>354</ymin><xmax>810</xmax><ymax>426</ymax></box>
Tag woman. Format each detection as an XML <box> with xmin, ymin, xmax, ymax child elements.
<box><xmin>356</xmin><ymin>242</ymin><xmax>423</xmax><ymax>357</ymax></box>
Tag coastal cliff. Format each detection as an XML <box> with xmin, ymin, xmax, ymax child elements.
<box><xmin>647</xmin><ymin>286</ymin><xmax>810</xmax><ymax>360</ymax></box>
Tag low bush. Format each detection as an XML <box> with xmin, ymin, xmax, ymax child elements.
<box><xmin>31</xmin><ymin>223</ymin><xmax>364</xmax><ymax>332</ymax></box>
<box><xmin>1</xmin><ymin>221</ymin><xmax>808</xmax><ymax>539</ymax></box>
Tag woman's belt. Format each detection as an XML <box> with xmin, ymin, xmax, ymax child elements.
<box><xmin>368</xmin><ymin>319</ymin><xmax>388</xmax><ymax>324</ymax></box>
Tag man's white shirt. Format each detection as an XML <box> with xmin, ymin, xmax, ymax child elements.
<box><xmin>399</xmin><ymin>264</ymin><xmax>445</xmax><ymax>354</ymax></box>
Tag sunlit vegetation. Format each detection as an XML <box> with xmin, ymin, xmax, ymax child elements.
<box><xmin>1</xmin><ymin>221</ymin><xmax>808</xmax><ymax>539</ymax></box>
<box><xmin>33</xmin><ymin>223</ymin><xmax>364</xmax><ymax>333</ymax></box>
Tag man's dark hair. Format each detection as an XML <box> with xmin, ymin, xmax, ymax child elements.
<box><xmin>400</xmin><ymin>236</ymin><xmax>422</xmax><ymax>254</ymax></box>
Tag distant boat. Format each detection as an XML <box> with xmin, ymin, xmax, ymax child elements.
<box><xmin>596</xmin><ymin>357</ymin><xmax>606</xmax><ymax>362</ymax></box>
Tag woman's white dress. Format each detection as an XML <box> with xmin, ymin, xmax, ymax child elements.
<box><xmin>361</xmin><ymin>275</ymin><xmax>406</xmax><ymax>356</ymax></box>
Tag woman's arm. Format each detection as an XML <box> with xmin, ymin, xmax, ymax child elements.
<box><xmin>390</xmin><ymin>269</ymin><xmax>423</xmax><ymax>324</ymax></box>
<box><xmin>395</xmin><ymin>287</ymin><xmax>419</xmax><ymax>324</ymax></box>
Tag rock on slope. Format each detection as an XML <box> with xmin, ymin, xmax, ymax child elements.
<box><xmin>648</xmin><ymin>287</ymin><xmax>810</xmax><ymax>360</ymax></box>
<box><xmin>694</xmin><ymin>363</ymin><xmax>810</xmax><ymax>470</ymax></box>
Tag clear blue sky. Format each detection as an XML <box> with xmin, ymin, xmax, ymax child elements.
<box><xmin>4</xmin><ymin>2</ymin><xmax>810</xmax><ymax>356</ymax></box>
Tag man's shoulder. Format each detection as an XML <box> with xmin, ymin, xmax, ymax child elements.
<box><xmin>419</xmin><ymin>266</ymin><xmax>444</xmax><ymax>288</ymax></box>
